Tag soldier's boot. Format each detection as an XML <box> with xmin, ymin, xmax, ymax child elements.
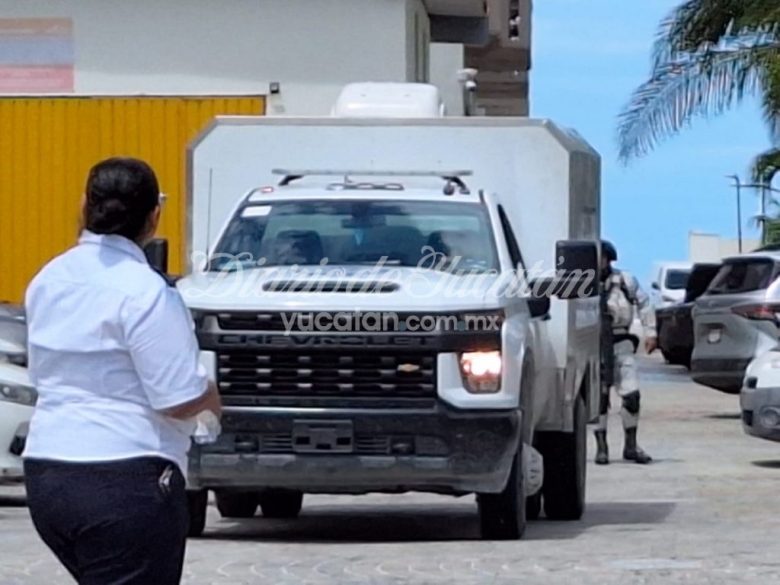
<box><xmin>623</xmin><ymin>427</ymin><xmax>652</xmax><ymax>464</ymax></box>
<box><xmin>594</xmin><ymin>430</ymin><xmax>609</xmax><ymax>465</ymax></box>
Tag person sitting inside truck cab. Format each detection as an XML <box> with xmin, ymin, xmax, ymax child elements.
<box><xmin>596</xmin><ymin>240</ymin><xmax>657</xmax><ymax>465</ymax></box>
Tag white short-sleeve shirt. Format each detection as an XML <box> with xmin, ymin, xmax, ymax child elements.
<box><xmin>23</xmin><ymin>231</ymin><xmax>208</xmax><ymax>473</ymax></box>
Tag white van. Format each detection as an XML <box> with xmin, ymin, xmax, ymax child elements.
<box><xmin>651</xmin><ymin>261</ymin><xmax>693</xmax><ymax>308</ymax></box>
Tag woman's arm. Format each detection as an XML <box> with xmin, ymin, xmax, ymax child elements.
<box><xmin>163</xmin><ymin>381</ymin><xmax>222</xmax><ymax>420</ymax></box>
<box><xmin>124</xmin><ymin>283</ymin><xmax>219</xmax><ymax>417</ymax></box>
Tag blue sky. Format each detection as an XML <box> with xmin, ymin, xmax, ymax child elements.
<box><xmin>530</xmin><ymin>0</ymin><xmax>771</xmax><ymax>286</ymax></box>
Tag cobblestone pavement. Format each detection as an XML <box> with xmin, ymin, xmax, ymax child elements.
<box><xmin>2</xmin><ymin>356</ymin><xmax>780</xmax><ymax>584</ymax></box>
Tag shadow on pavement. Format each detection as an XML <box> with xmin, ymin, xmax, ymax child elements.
<box><xmin>579</xmin><ymin>501</ymin><xmax>676</xmax><ymax>526</ymax></box>
<box><xmin>704</xmin><ymin>413</ymin><xmax>741</xmax><ymax>420</ymax></box>
<box><xmin>199</xmin><ymin>503</ymin><xmax>482</xmax><ymax>543</ymax></box>
<box><xmin>751</xmin><ymin>460</ymin><xmax>780</xmax><ymax>469</ymax></box>
<box><xmin>0</xmin><ymin>495</ymin><xmax>27</xmax><ymax>508</ymax></box>
<box><xmin>196</xmin><ymin>500</ymin><xmax>677</xmax><ymax>544</ymax></box>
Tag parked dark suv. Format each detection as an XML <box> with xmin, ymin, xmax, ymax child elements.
<box><xmin>656</xmin><ymin>262</ymin><xmax>721</xmax><ymax>368</ymax></box>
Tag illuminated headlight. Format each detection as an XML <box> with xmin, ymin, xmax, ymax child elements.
<box><xmin>459</xmin><ymin>351</ymin><xmax>502</xmax><ymax>393</ymax></box>
<box><xmin>0</xmin><ymin>384</ymin><xmax>37</xmax><ymax>406</ymax></box>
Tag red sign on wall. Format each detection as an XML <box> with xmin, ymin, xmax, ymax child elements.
<box><xmin>0</xmin><ymin>18</ymin><xmax>74</xmax><ymax>93</ymax></box>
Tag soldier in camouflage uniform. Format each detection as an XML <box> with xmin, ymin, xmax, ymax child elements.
<box><xmin>595</xmin><ymin>241</ymin><xmax>656</xmax><ymax>465</ymax></box>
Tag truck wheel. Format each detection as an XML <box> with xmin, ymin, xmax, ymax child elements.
<box><xmin>186</xmin><ymin>490</ymin><xmax>208</xmax><ymax>537</ymax></box>
<box><xmin>215</xmin><ymin>492</ymin><xmax>259</xmax><ymax>519</ymax></box>
<box><xmin>526</xmin><ymin>491</ymin><xmax>542</xmax><ymax>521</ymax></box>
<box><xmin>259</xmin><ymin>490</ymin><xmax>304</xmax><ymax>519</ymax></box>
<box><xmin>539</xmin><ymin>395</ymin><xmax>586</xmax><ymax>520</ymax></box>
<box><xmin>477</xmin><ymin>444</ymin><xmax>526</xmax><ymax>539</ymax></box>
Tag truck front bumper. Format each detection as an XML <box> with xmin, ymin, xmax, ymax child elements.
<box><xmin>187</xmin><ymin>406</ymin><xmax>520</xmax><ymax>495</ymax></box>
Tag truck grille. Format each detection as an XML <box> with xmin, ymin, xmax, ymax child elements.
<box><xmin>217</xmin><ymin>312</ymin><xmax>305</xmax><ymax>331</ymax></box>
<box><xmin>217</xmin><ymin>350</ymin><xmax>437</xmax><ymax>407</ymax></box>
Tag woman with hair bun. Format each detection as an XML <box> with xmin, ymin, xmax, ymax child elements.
<box><xmin>22</xmin><ymin>157</ymin><xmax>221</xmax><ymax>584</ymax></box>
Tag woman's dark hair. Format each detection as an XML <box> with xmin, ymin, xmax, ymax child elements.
<box><xmin>84</xmin><ymin>157</ymin><xmax>160</xmax><ymax>241</ymax></box>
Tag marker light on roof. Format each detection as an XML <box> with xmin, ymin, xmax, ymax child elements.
<box><xmin>261</xmin><ymin>186</ymin><xmax>275</xmax><ymax>193</ymax></box>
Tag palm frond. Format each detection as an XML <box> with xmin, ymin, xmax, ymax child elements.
<box><xmin>752</xmin><ymin>147</ymin><xmax>780</xmax><ymax>182</ymax></box>
<box><xmin>652</xmin><ymin>0</ymin><xmax>780</xmax><ymax>71</ymax></box>
<box><xmin>618</xmin><ymin>39</ymin><xmax>780</xmax><ymax>162</ymax></box>
<box><xmin>762</xmin><ymin>58</ymin><xmax>780</xmax><ymax>139</ymax></box>
<box><xmin>653</xmin><ymin>0</ymin><xmax>747</xmax><ymax>69</ymax></box>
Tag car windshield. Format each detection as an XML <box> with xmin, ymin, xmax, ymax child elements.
<box><xmin>664</xmin><ymin>269</ymin><xmax>690</xmax><ymax>290</ymax></box>
<box><xmin>208</xmin><ymin>199</ymin><xmax>499</xmax><ymax>273</ymax></box>
<box><xmin>706</xmin><ymin>259</ymin><xmax>776</xmax><ymax>295</ymax></box>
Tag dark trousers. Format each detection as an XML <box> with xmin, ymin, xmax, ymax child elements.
<box><xmin>24</xmin><ymin>456</ymin><xmax>189</xmax><ymax>585</ymax></box>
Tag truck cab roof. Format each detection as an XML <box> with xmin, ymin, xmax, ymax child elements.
<box><xmin>242</xmin><ymin>183</ymin><xmax>483</xmax><ymax>205</ymax></box>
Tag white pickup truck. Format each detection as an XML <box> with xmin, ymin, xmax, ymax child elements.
<box><xmin>161</xmin><ymin>83</ymin><xmax>602</xmax><ymax>539</ymax></box>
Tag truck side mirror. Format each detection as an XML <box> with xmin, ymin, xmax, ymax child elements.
<box><xmin>527</xmin><ymin>297</ymin><xmax>551</xmax><ymax>319</ymax></box>
<box><xmin>553</xmin><ymin>240</ymin><xmax>599</xmax><ymax>299</ymax></box>
<box><xmin>144</xmin><ymin>238</ymin><xmax>169</xmax><ymax>274</ymax></box>
<box><xmin>651</xmin><ymin>282</ymin><xmax>660</xmax><ymax>290</ymax></box>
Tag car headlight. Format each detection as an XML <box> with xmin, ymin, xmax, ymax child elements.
<box><xmin>0</xmin><ymin>384</ymin><xmax>37</xmax><ymax>406</ymax></box>
<box><xmin>759</xmin><ymin>407</ymin><xmax>780</xmax><ymax>429</ymax></box>
<box><xmin>459</xmin><ymin>351</ymin><xmax>502</xmax><ymax>393</ymax></box>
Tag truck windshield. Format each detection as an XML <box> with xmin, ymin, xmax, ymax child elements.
<box><xmin>209</xmin><ymin>199</ymin><xmax>498</xmax><ymax>273</ymax></box>
<box><xmin>664</xmin><ymin>269</ymin><xmax>690</xmax><ymax>290</ymax></box>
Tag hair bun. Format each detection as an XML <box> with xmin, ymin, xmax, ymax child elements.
<box><xmin>88</xmin><ymin>198</ymin><xmax>130</xmax><ymax>235</ymax></box>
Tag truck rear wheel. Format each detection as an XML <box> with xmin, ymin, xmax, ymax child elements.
<box><xmin>186</xmin><ymin>490</ymin><xmax>208</xmax><ymax>537</ymax></box>
<box><xmin>215</xmin><ymin>492</ymin><xmax>259</xmax><ymax>519</ymax></box>
<box><xmin>525</xmin><ymin>491</ymin><xmax>542</xmax><ymax>521</ymax></box>
<box><xmin>538</xmin><ymin>395</ymin><xmax>586</xmax><ymax>520</ymax></box>
<box><xmin>477</xmin><ymin>444</ymin><xmax>526</xmax><ymax>539</ymax></box>
<box><xmin>259</xmin><ymin>490</ymin><xmax>304</xmax><ymax>519</ymax></box>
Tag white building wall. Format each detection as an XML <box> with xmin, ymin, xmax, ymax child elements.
<box><xmin>688</xmin><ymin>232</ymin><xmax>762</xmax><ymax>262</ymax></box>
<box><xmin>430</xmin><ymin>43</ymin><xmax>464</xmax><ymax>116</ymax></box>
<box><xmin>405</xmin><ymin>0</ymin><xmax>430</xmax><ymax>83</ymax></box>
<box><xmin>0</xmin><ymin>0</ymin><xmax>419</xmax><ymax>115</ymax></box>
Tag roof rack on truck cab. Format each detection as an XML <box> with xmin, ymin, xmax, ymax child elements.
<box><xmin>271</xmin><ymin>169</ymin><xmax>473</xmax><ymax>195</ymax></box>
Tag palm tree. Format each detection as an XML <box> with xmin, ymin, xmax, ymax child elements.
<box><xmin>617</xmin><ymin>0</ymin><xmax>780</xmax><ymax>181</ymax></box>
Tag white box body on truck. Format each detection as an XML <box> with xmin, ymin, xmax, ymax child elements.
<box><xmin>174</xmin><ymin>83</ymin><xmax>601</xmax><ymax>539</ymax></box>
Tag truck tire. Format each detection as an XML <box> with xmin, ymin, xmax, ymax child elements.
<box><xmin>477</xmin><ymin>444</ymin><xmax>526</xmax><ymax>539</ymax></box>
<box><xmin>526</xmin><ymin>491</ymin><xmax>542</xmax><ymax>521</ymax></box>
<box><xmin>215</xmin><ymin>492</ymin><xmax>259</xmax><ymax>519</ymax></box>
<box><xmin>186</xmin><ymin>490</ymin><xmax>208</xmax><ymax>537</ymax></box>
<box><xmin>259</xmin><ymin>490</ymin><xmax>304</xmax><ymax>519</ymax></box>
<box><xmin>538</xmin><ymin>395</ymin><xmax>586</xmax><ymax>520</ymax></box>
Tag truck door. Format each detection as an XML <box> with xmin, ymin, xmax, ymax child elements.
<box><xmin>497</xmin><ymin>206</ymin><xmax>557</xmax><ymax>430</ymax></box>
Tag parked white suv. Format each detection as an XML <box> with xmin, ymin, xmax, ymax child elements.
<box><xmin>0</xmin><ymin>305</ymin><xmax>33</xmax><ymax>484</ymax></box>
<box><xmin>741</xmin><ymin>348</ymin><xmax>780</xmax><ymax>442</ymax></box>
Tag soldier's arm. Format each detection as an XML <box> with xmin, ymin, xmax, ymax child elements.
<box><xmin>626</xmin><ymin>273</ymin><xmax>657</xmax><ymax>338</ymax></box>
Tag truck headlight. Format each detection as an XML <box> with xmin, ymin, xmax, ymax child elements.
<box><xmin>459</xmin><ymin>351</ymin><xmax>502</xmax><ymax>393</ymax></box>
<box><xmin>0</xmin><ymin>383</ymin><xmax>37</xmax><ymax>406</ymax></box>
